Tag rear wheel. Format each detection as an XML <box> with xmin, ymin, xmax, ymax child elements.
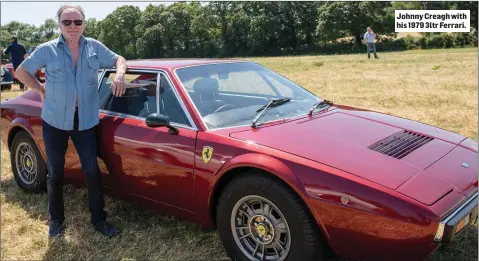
<box><xmin>1</xmin><ymin>84</ymin><xmax>11</xmax><ymax>91</ymax></box>
<box><xmin>216</xmin><ymin>173</ymin><xmax>325</xmax><ymax>261</ymax></box>
<box><xmin>10</xmin><ymin>131</ymin><xmax>47</xmax><ymax>193</ymax></box>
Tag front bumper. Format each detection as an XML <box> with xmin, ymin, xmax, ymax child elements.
<box><xmin>433</xmin><ymin>192</ymin><xmax>478</xmax><ymax>243</ymax></box>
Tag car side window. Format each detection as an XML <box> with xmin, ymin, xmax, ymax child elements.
<box><xmin>99</xmin><ymin>71</ymin><xmax>158</xmax><ymax>118</ymax></box>
<box><xmin>159</xmin><ymin>74</ymin><xmax>191</xmax><ymax>127</ymax></box>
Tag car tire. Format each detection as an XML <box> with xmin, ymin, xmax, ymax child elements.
<box><xmin>10</xmin><ymin>131</ymin><xmax>47</xmax><ymax>193</ymax></box>
<box><xmin>217</xmin><ymin>173</ymin><xmax>325</xmax><ymax>261</ymax></box>
<box><xmin>2</xmin><ymin>84</ymin><xmax>11</xmax><ymax>91</ymax></box>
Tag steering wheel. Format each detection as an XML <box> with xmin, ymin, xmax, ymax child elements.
<box><xmin>214</xmin><ymin>104</ymin><xmax>237</xmax><ymax>113</ymax></box>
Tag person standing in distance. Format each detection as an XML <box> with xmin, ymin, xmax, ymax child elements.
<box><xmin>15</xmin><ymin>4</ymin><xmax>127</xmax><ymax>238</ymax></box>
<box><xmin>363</xmin><ymin>27</ymin><xmax>379</xmax><ymax>59</ymax></box>
<box><xmin>3</xmin><ymin>36</ymin><xmax>27</xmax><ymax>90</ymax></box>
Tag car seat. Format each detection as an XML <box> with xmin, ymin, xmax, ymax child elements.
<box><xmin>192</xmin><ymin>77</ymin><xmax>226</xmax><ymax>115</ymax></box>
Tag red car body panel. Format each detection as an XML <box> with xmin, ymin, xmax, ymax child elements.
<box><xmin>4</xmin><ymin>63</ymin><xmax>45</xmax><ymax>83</ymax></box>
<box><xmin>1</xmin><ymin>59</ymin><xmax>477</xmax><ymax>261</ymax></box>
<box><xmin>228</xmin><ymin>108</ymin><xmax>477</xmax><ymax>202</ymax></box>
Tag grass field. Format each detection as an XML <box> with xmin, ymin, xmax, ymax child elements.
<box><xmin>1</xmin><ymin>47</ymin><xmax>478</xmax><ymax>261</ymax></box>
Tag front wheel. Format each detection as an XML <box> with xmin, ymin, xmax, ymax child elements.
<box><xmin>217</xmin><ymin>173</ymin><xmax>325</xmax><ymax>261</ymax></box>
<box><xmin>10</xmin><ymin>131</ymin><xmax>47</xmax><ymax>193</ymax></box>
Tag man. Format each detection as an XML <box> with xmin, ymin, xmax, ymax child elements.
<box><xmin>3</xmin><ymin>36</ymin><xmax>27</xmax><ymax>90</ymax></box>
<box><xmin>15</xmin><ymin>4</ymin><xmax>127</xmax><ymax>238</ymax></box>
<box><xmin>363</xmin><ymin>27</ymin><xmax>379</xmax><ymax>59</ymax></box>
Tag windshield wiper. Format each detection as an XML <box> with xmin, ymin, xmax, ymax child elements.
<box><xmin>308</xmin><ymin>100</ymin><xmax>333</xmax><ymax>116</ymax></box>
<box><xmin>252</xmin><ymin>98</ymin><xmax>291</xmax><ymax>128</ymax></box>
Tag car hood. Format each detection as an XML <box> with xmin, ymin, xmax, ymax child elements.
<box><xmin>229</xmin><ymin>108</ymin><xmax>477</xmax><ymax>205</ymax></box>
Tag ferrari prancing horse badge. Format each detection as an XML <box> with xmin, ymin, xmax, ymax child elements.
<box><xmin>202</xmin><ymin>146</ymin><xmax>213</xmax><ymax>163</ymax></box>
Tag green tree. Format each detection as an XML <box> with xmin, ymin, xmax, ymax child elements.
<box><xmin>316</xmin><ymin>2</ymin><xmax>394</xmax><ymax>46</ymax></box>
<box><xmin>98</xmin><ymin>5</ymin><xmax>141</xmax><ymax>59</ymax></box>
<box><xmin>38</xmin><ymin>18</ymin><xmax>59</xmax><ymax>41</ymax></box>
<box><xmin>84</xmin><ymin>18</ymin><xmax>100</xmax><ymax>39</ymax></box>
<box><xmin>244</xmin><ymin>2</ymin><xmax>283</xmax><ymax>56</ymax></box>
<box><xmin>189</xmin><ymin>4</ymin><xmax>220</xmax><ymax>57</ymax></box>
<box><xmin>135</xmin><ymin>4</ymin><xmax>166</xmax><ymax>58</ymax></box>
<box><xmin>208</xmin><ymin>2</ymin><xmax>250</xmax><ymax>56</ymax></box>
<box><xmin>454</xmin><ymin>1</ymin><xmax>478</xmax><ymax>32</ymax></box>
<box><xmin>2</xmin><ymin>21</ymin><xmax>38</xmax><ymax>46</ymax></box>
<box><xmin>0</xmin><ymin>29</ymin><xmax>13</xmax><ymax>51</ymax></box>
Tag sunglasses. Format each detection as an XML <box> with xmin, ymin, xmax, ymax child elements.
<box><xmin>61</xmin><ymin>20</ymin><xmax>83</xmax><ymax>26</ymax></box>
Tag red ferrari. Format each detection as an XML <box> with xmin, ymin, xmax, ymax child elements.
<box><xmin>1</xmin><ymin>59</ymin><xmax>477</xmax><ymax>261</ymax></box>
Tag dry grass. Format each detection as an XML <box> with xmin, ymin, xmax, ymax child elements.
<box><xmin>0</xmin><ymin>87</ymin><xmax>28</xmax><ymax>101</ymax></box>
<box><xmin>1</xmin><ymin>47</ymin><xmax>478</xmax><ymax>261</ymax></box>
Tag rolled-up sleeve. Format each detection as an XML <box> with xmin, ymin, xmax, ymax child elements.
<box><xmin>93</xmin><ymin>39</ymin><xmax>119</xmax><ymax>69</ymax></box>
<box><xmin>20</xmin><ymin>45</ymin><xmax>47</xmax><ymax>75</ymax></box>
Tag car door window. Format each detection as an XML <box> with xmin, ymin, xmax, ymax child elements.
<box><xmin>98</xmin><ymin>70</ymin><xmax>193</xmax><ymax>127</ymax></box>
<box><xmin>99</xmin><ymin>71</ymin><xmax>158</xmax><ymax>118</ymax></box>
<box><xmin>159</xmin><ymin>74</ymin><xmax>191</xmax><ymax>127</ymax></box>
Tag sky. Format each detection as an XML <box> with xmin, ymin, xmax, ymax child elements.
<box><xmin>1</xmin><ymin>1</ymin><xmax>175</xmax><ymax>27</ymax></box>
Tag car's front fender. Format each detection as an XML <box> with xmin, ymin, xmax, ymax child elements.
<box><xmin>208</xmin><ymin>152</ymin><xmax>333</xmax><ymax>240</ymax></box>
<box><xmin>214</xmin><ymin>152</ymin><xmax>303</xmax><ymax>193</ymax></box>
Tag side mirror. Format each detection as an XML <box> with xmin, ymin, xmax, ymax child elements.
<box><xmin>145</xmin><ymin>113</ymin><xmax>179</xmax><ymax>135</ymax></box>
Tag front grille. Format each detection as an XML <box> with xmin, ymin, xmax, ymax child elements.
<box><xmin>368</xmin><ymin>130</ymin><xmax>434</xmax><ymax>159</ymax></box>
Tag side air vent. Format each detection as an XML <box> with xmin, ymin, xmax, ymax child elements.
<box><xmin>368</xmin><ymin>130</ymin><xmax>434</xmax><ymax>159</ymax></box>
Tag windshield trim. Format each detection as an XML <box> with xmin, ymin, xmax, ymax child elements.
<box><xmin>172</xmin><ymin>61</ymin><xmax>320</xmax><ymax>132</ymax></box>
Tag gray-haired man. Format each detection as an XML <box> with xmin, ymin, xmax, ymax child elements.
<box><xmin>364</xmin><ymin>27</ymin><xmax>379</xmax><ymax>59</ymax></box>
<box><xmin>16</xmin><ymin>4</ymin><xmax>126</xmax><ymax>238</ymax></box>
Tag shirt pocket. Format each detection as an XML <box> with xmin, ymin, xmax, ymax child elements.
<box><xmin>46</xmin><ymin>61</ymin><xmax>66</xmax><ymax>83</ymax></box>
<box><xmin>87</xmin><ymin>56</ymin><xmax>100</xmax><ymax>85</ymax></box>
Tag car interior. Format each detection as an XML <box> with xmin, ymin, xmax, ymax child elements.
<box><xmin>99</xmin><ymin>72</ymin><xmax>190</xmax><ymax>127</ymax></box>
<box><xmin>98</xmin><ymin>64</ymin><xmax>319</xmax><ymax>130</ymax></box>
<box><xmin>182</xmin><ymin>70</ymin><xmax>315</xmax><ymax>129</ymax></box>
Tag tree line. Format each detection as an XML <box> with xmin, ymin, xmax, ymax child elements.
<box><xmin>1</xmin><ymin>1</ymin><xmax>477</xmax><ymax>60</ymax></box>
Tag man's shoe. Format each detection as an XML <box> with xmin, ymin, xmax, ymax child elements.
<box><xmin>93</xmin><ymin>220</ymin><xmax>120</xmax><ymax>237</ymax></box>
<box><xmin>49</xmin><ymin>220</ymin><xmax>65</xmax><ymax>238</ymax></box>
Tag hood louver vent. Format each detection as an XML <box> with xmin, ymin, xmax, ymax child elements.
<box><xmin>368</xmin><ymin>130</ymin><xmax>434</xmax><ymax>159</ymax></box>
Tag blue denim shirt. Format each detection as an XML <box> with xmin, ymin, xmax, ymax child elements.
<box><xmin>21</xmin><ymin>34</ymin><xmax>118</xmax><ymax>131</ymax></box>
<box><xmin>364</xmin><ymin>32</ymin><xmax>375</xmax><ymax>43</ymax></box>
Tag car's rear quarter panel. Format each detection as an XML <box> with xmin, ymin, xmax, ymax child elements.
<box><xmin>1</xmin><ymin>93</ymin><xmax>45</xmax><ymax>156</ymax></box>
<box><xmin>1</xmin><ymin>93</ymin><xmax>82</xmax><ymax>182</ymax></box>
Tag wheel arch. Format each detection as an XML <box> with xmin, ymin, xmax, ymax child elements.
<box><xmin>7</xmin><ymin>119</ymin><xmax>45</xmax><ymax>160</ymax></box>
<box><xmin>209</xmin><ymin>153</ymin><xmax>333</xmax><ymax>251</ymax></box>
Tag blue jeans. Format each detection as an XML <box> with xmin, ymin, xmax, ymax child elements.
<box><xmin>42</xmin><ymin>108</ymin><xmax>106</xmax><ymax>225</ymax></box>
<box><xmin>367</xmin><ymin>43</ymin><xmax>378</xmax><ymax>58</ymax></box>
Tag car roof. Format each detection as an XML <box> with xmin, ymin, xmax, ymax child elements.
<box><xmin>125</xmin><ymin>58</ymin><xmax>248</xmax><ymax>70</ymax></box>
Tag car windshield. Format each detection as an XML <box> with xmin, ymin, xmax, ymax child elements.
<box><xmin>175</xmin><ymin>62</ymin><xmax>322</xmax><ymax>129</ymax></box>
